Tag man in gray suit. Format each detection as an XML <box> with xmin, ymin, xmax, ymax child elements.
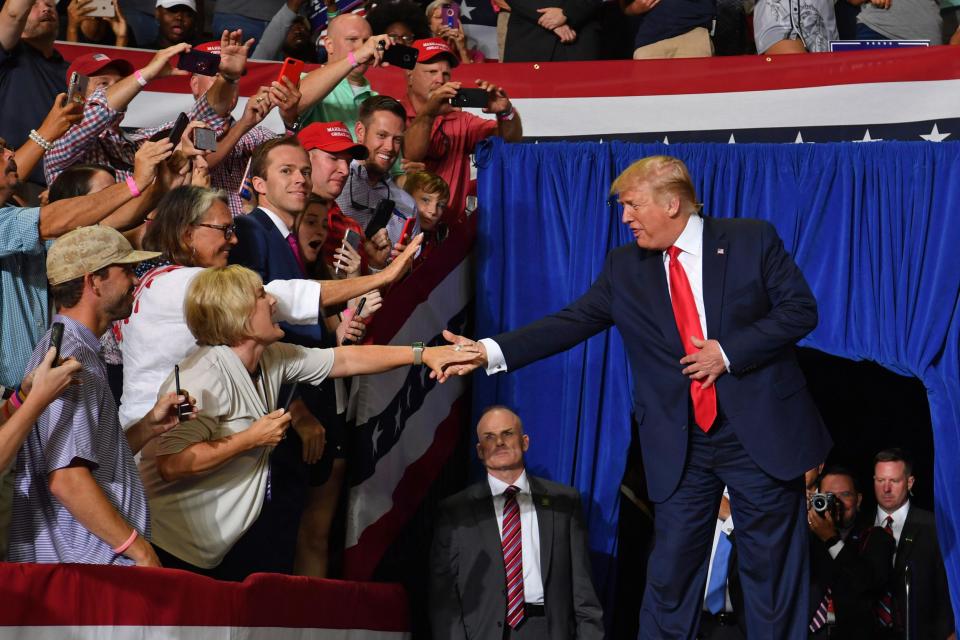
<box><xmin>430</xmin><ymin>406</ymin><xmax>604</xmax><ymax>639</ymax></box>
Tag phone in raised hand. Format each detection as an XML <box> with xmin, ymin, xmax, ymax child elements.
<box><xmin>174</xmin><ymin>364</ymin><xmax>192</xmax><ymax>419</ymax></box>
<box><xmin>340</xmin><ymin>297</ymin><xmax>367</xmax><ymax>346</ymax></box>
<box><xmin>336</xmin><ymin>229</ymin><xmax>362</xmax><ymax>275</ymax></box>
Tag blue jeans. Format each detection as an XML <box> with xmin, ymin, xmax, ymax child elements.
<box><xmin>855</xmin><ymin>22</ymin><xmax>891</xmax><ymax>40</ymax></box>
<box><xmin>212</xmin><ymin>12</ymin><xmax>270</xmax><ymax>50</ymax></box>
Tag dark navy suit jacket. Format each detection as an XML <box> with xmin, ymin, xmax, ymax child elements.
<box><xmin>494</xmin><ymin>216</ymin><xmax>833</xmax><ymax>502</ymax></box>
<box><xmin>230</xmin><ymin>207</ymin><xmax>325</xmax><ymax>347</ymax></box>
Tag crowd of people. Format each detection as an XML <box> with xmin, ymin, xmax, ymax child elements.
<box><xmin>43</xmin><ymin>0</ymin><xmax>960</xmax><ymax>63</ymax></box>
<box><xmin>0</xmin><ymin>0</ymin><xmax>957</xmax><ymax>638</ymax></box>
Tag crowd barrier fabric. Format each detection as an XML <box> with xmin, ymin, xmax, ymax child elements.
<box><xmin>475</xmin><ymin>138</ymin><xmax>960</xmax><ymax>628</ymax></box>
<box><xmin>0</xmin><ymin>561</ymin><xmax>410</xmax><ymax>637</ymax></box>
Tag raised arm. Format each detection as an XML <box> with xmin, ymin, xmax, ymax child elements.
<box><xmin>105</xmin><ymin>43</ymin><xmax>190</xmax><ymax>112</ymax></box>
<box><xmin>15</xmin><ymin>93</ymin><xmax>82</xmax><ymax>183</ymax></box>
<box><xmin>250</xmin><ymin>0</ymin><xmax>303</xmax><ymax>61</ymax></box>
<box><xmin>0</xmin><ymin>0</ymin><xmax>33</xmax><ymax>52</ymax></box>
<box><xmin>296</xmin><ymin>34</ymin><xmax>387</xmax><ymax>116</ymax></box>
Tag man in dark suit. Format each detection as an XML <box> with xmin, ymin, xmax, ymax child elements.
<box><xmin>430</xmin><ymin>406</ymin><xmax>604</xmax><ymax>639</ymax></box>
<box><xmin>442</xmin><ymin>155</ymin><xmax>832</xmax><ymax>639</ymax></box>
<box><xmin>807</xmin><ymin>466</ymin><xmax>894</xmax><ymax>638</ymax></box>
<box><xmin>871</xmin><ymin>449</ymin><xmax>955</xmax><ymax>640</ymax></box>
<box><xmin>502</xmin><ymin>0</ymin><xmax>601</xmax><ymax>62</ymax></box>
<box><xmin>226</xmin><ymin>133</ymin><xmax>418</xmax><ymax>578</ymax></box>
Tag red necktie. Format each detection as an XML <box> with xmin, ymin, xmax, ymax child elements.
<box><xmin>876</xmin><ymin>516</ymin><xmax>895</xmax><ymax>627</ymax></box>
<box><xmin>286</xmin><ymin>233</ymin><xmax>307</xmax><ymax>275</ymax></box>
<box><xmin>667</xmin><ymin>246</ymin><xmax>717</xmax><ymax>432</ymax></box>
<box><xmin>502</xmin><ymin>485</ymin><xmax>525</xmax><ymax>629</ymax></box>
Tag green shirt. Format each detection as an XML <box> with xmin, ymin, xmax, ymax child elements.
<box><xmin>298</xmin><ymin>76</ymin><xmax>403</xmax><ymax>177</ymax></box>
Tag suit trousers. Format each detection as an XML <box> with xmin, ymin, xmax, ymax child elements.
<box><xmin>503</xmin><ymin>616</ymin><xmax>549</xmax><ymax>640</ymax></box>
<box><xmin>639</xmin><ymin>420</ymin><xmax>809</xmax><ymax>640</ymax></box>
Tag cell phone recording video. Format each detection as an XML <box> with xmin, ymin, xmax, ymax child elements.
<box><xmin>168</xmin><ymin>112</ymin><xmax>190</xmax><ymax>147</ymax></box>
<box><xmin>341</xmin><ymin>297</ymin><xmax>367</xmax><ymax>346</ymax></box>
<box><xmin>442</xmin><ymin>2</ymin><xmax>460</xmax><ymax>28</ymax></box>
<box><xmin>193</xmin><ymin>127</ymin><xmax>217</xmax><ymax>152</ymax></box>
<box><xmin>65</xmin><ymin>72</ymin><xmax>88</xmax><ymax>105</ymax></box>
<box><xmin>177</xmin><ymin>49</ymin><xmax>221</xmax><ymax>76</ymax></box>
<box><xmin>450</xmin><ymin>88</ymin><xmax>489</xmax><ymax>109</ymax></box>
<box><xmin>399</xmin><ymin>216</ymin><xmax>417</xmax><ymax>245</ymax></box>
<box><xmin>365</xmin><ymin>198</ymin><xmax>395</xmax><ymax>238</ymax></box>
<box><xmin>50</xmin><ymin>322</ymin><xmax>64</xmax><ymax>367</ymax></box>
<box><xmin>278</xmin><ymin>57</ymin><xmax>304</xmax><ymax>87</ymax></box>
<box><xmin>382</xmin><ymin>44</ymin><xmax>418</xmax><ymax>70</ymax></box>
<box><xmin>336</xmin><ymin>229</ymin><xmax>363</xmax><ymax>275</ymax></box>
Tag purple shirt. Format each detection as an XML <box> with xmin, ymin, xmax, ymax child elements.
<box><xmin>9</xmin><ymin>315</ymin><xmax>149</xmax><ymax>565</ymax></box>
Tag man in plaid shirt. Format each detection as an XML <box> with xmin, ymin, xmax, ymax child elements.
<box><xmin>44</xmin><ymin>30</ymin><xmax>254</xmax><ymax>187</ymax></box>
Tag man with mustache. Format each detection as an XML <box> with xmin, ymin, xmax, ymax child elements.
<box><xmin>0</xmin><ymin>0</ymin><xmax>70</xmax><ymax>193</ymax></box>
<box><xmin>8</xmin><ymin>226</ymin><xmax>189</xmax><ymax>566</ymax></box>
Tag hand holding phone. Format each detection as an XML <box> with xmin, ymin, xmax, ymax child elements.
<box><xmin>49</xmin><ymin>322</ymin><xmax>64</xmax><ymax>367</ymax></box>
<box><xmin>450</xmin><ymin>88</ymin><xmax>489</xmax><ymax>109</ymax></box>
<box><xmin>168</xmin><ymin>112</ymin><xmax>190</xmax><ymax>147</ymax></box>
<box><xmin>193</xmin><ymin>127</ymin><xmax>217</xmax><ymax>152</ymax></box>
<box><xmin>442</xmin><ymin>3</ymin><xmax>460</xmax><ymax>29</ymax></box>
<box><xmin>278</xmin><ymin>57</ymin><xmax>304</xmax><ymax>88</ymax></box>
<box><xmin>176</xmin><ymin>49</ymin><xmax>221</xmax><ymax>76</ymax></box>
<box><xmin>174</xmin><ymin>364</ymin><xmax>193</xmax><ymax>419</ymax></box>
<box><xmin>341</xmin><ymin>297</ymin><xmax>367</xmax><ymax>345</ymax></box>
<box><xmin>382</xmin><ymin>44</ymin><xmax>418</xmax><ymax>70</ymax></box>
<box><xmin>336</xmin><ymin>229</ymin><xmax>363</xmax><ymax>274</ymax></box>
<box><xmin>399</xmin><ymin>216</ymin><xmax>417</xmax><ymax>245</ymax></box>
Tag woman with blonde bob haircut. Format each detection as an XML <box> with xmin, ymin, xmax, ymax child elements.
<box><xmin>139</xmin><ymin>265</ymin><xmax>477</xmax><ymax>579</ymax></box>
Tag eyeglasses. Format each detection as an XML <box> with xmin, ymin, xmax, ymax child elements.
<box><xmin>194</xmin><ymin>222</ymin><xmax>236</xmax><ymax>240</ymax></box>
<box><xmin>349</xmin><ymin>169</ymin><xmax>393</xmax><ymax>211</ymax></box>
<box><xmin>388</xmin><ymin>33</ymin><xmax>416</xmax><ymax>45</ymax></box>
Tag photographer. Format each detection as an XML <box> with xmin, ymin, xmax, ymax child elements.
<box><xmin>806</xmin><ymin>466</ymin><xmax>894</xmax><ymax>638</ymax></box>
<box><xmin>402</xmin><ymin>38</ymin><xmax>522</xmax><ymax>218</ymax></box>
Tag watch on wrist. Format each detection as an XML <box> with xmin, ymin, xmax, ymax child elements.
<box><xmin>412</xmin><ymin>341</ymin><xmax>425</xmax><ymax>366</ymax></box>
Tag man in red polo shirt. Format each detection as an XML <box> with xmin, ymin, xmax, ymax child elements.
<box><xmin>402</xmin><ymin>38</ymin><xmax>523</xmax><ymax>219</ymax></box>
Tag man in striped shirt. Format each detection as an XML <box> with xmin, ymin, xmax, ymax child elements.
<box><xmin>9</xmin><ymin>226</ymin><xmax>188</xmax><ymax>566</ymax></box>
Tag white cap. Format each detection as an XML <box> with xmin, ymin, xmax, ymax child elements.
<box><xmin>156</xmin><ymin>0</ymin><xmax>197</xmax><ymax>10</ymax></box>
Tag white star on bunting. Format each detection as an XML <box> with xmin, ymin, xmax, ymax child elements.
<box><xmin>920</xmin><ymin>123</ymin><xmax>951</xmax><ymax>142</ymax></box>
<box><xmin>663</xmin><ymin>136</ymin><xmax>670</xmax><ymax>145</ymax></box>
<box><xmin>856</xmin><ymin>129</ymin><xmax>882</xmax><ymax>143</ymax></box>
<box><xmin>728</xmin><ymin>133</ymin><xmax>736</xmax><ymax>144</ymax></box>
<box><xmin>459</xmin><ymin>0</ymin><xmax>475</xmax><ymax>21</ymax></box>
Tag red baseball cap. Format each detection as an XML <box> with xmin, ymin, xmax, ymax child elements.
<box><xmin>297</xmin><ymin>122</ymin><xmax>368</xmax><ymax>159</ymax></box>
<box><xmin>65</xmin><ymin>52</ymin><xmax>134</xmax><ymax>85</ymax></box>
<box><xmin>412</xmin><ymin>38</ymin><xmax>459</xmax><ymax>68</ymax></box>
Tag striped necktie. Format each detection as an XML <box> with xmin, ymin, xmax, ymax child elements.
<box><xmin>502</xmin><ymin>485</ymin><xmax>525</xmax><ymax>629</ymax></box>
<box><xmin>809</xmin><ymin>586</ymin><xmax>832</xmax><ymax>633</ymax></box>
<box><xmin>875</xmin><ymin>516</ymin><xmax>895</xmax><ymax>627</ymax></box>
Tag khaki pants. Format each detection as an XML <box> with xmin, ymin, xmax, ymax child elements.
<box><xmin>633</xmin><ymin>26</ymin><xmax>714</xmax><ymax>60</ymax></box>
<box><xmin>497</xmin><ymin>10</ymin><xmax>510</xmax><ymax>62</ymax></box>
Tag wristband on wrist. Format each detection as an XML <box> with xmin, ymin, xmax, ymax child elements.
<box><xmin>28</xmin><ymin>129</ymin><xmax>54</xmax><ymax>152</ymax></box>
<box><xmin>133</xmin><ymin>69</ymin><xmax>148</xmax><ymax>87</ymax></box>
<box><xmin>412</xmin><ymin>341</ymin><xmax>425</xmax><ymax>366</ymax></box>
<box><xmin>113</xmin><ymin>529</ymin><xmax>138</xmax><ymax>555</ymax></box>
<box><xmin>496</xmin><ymin>107</ymin><xmax>516</xmax><ymax>122</ymax></box>
<box><xmin>219</xmin><ymin>72</ymin><xmax>240</xmax><ymax>84</ymax></box>
<box><xmin>125</xmin><ymin>176</ymin><xmax>141</xmax><ymax>198</ymax></box>
<box><xmin>347</xmin><ymin>51</ymin><xmax>359</xmax><ymax>69</ymax></box>
<box><xmin>327</xmin><ymin>7</ymin><xmax>340</xmax><ymax>18</ymax></box>
<box><xmin>8</xmin><ymin>388</ymin><xmax>25</xmax><ymax>409</ymax></box>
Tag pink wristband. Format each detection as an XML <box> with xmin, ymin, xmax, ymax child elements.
<box><xmin>133</xmin><ymin>69</ymin><xmax>148</xmax><ymax>87</ymax></box>
<box><xmin>9</xmin><ymin>389</ymin><xmax>23</xmax><ymax>409</ymax></box>
<box><xmin>342</xmin><ymin>308</ymin><xmax>354</xmax><ymax>321</ymax></box>
<box><xmin>347</xmin><ymin>51</ymin><xmax>359</xmax><ymax>68</ymax></box>
<box><xmin>125</xmin><ymin>176</ymin><xmax>141</xmax><ymax>198</ymax></box>
<box><xmin>113</xmin><ymin>529</ymin><xmax>138</xmax><ymax>555</ymax></box>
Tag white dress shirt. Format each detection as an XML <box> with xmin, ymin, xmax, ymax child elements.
<box><xmin>481</xmin><ymin>215</ymin><xmax>728</xmax><ymax>374</ymax></box>
<box><xmin>488</xmin><ymin>471</ymin><xmax>545</xmax><ymax>605</ymax></box>
<box><xmin>876</xmin><ymin>500</ymin><xmax>911</xmax><ymax>548</ymax></box>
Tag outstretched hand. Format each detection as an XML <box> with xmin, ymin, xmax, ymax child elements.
<box><xmin>428</xmin><ymin>330</ymin><xmax>489</xmax><ymax>382</ymax></box>
<box><xmin>422</xmin><ymin>342</ymin><xmax>482</xmax><ymax>382</ymax></box>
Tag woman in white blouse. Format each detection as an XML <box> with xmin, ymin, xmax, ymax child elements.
<box><xmin>139</xmin><ymin>265</ymin><xmax>475</xmax><ymax>578</ymax></box>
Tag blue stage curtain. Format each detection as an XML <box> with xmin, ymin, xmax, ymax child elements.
<box><xmin>474</xmin><ymin>138</ymin><xmax>960</xmax><ymax>624</ymax></box>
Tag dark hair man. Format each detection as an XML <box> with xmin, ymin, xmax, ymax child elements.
<box><xmin>871</xmin><ymin>449</ymin><xmax>954</xmax><ymax>639</ymax></box>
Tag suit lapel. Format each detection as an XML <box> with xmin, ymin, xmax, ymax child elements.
<box><xmin>470</xmin><ymin>482</ymin><xmax>507</xmax><ymax>585</ymax></box>
<box><xmin>631</xmin><ymin>246</ymin><xmax>686</xmax><ymax>355</ymax></box>
<box><xmin>252</xmin><ymin>208</ymin><xmax>302</xmax><ymax>276</ymax></box>
<box><xmin>895</xmin><ymin>508</ymin><xmax>920</xmax><ymax>577</ymax></box>
<box><xmin>530</xmin><ymin>476</ymin><xmax>554</xmax><ymax>587</ymax></box>
<box><xmin>701</xmin><ymin>217</ymin><xmax>729</xmax><ymax>340</ymax></box>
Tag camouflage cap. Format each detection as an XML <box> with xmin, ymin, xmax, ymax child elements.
<box><xmin>46</xmin><ymin>226</ymin><xmax>161</xmax><ymax>286</ymax></box>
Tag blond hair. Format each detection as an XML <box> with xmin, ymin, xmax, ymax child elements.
<box><xmin>610</xmin><ymin>155</ymin><xmax>701</xmax><ymax>212</ymax></box>
<box><xmin>185</xmin><ymin>265</ymin><xmax>263</xmax><ymax>346</ymax></box>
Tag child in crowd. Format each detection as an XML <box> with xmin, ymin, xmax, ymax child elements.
<box><xmin>402</xmin><ymin>171</ymin><xmax>449</xmax><ymax>262</ymax></box>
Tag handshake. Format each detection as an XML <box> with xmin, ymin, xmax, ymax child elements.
<box><xmin>430</xmin><ymin>330</ymin><xmax>489</xmax><ymax>383</ymax></box>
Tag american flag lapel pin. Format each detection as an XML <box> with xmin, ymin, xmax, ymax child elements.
<box><xmin>717</xmin><ymin>248</ymin><xmax>725</xmax><ymax>255</ymax></box>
